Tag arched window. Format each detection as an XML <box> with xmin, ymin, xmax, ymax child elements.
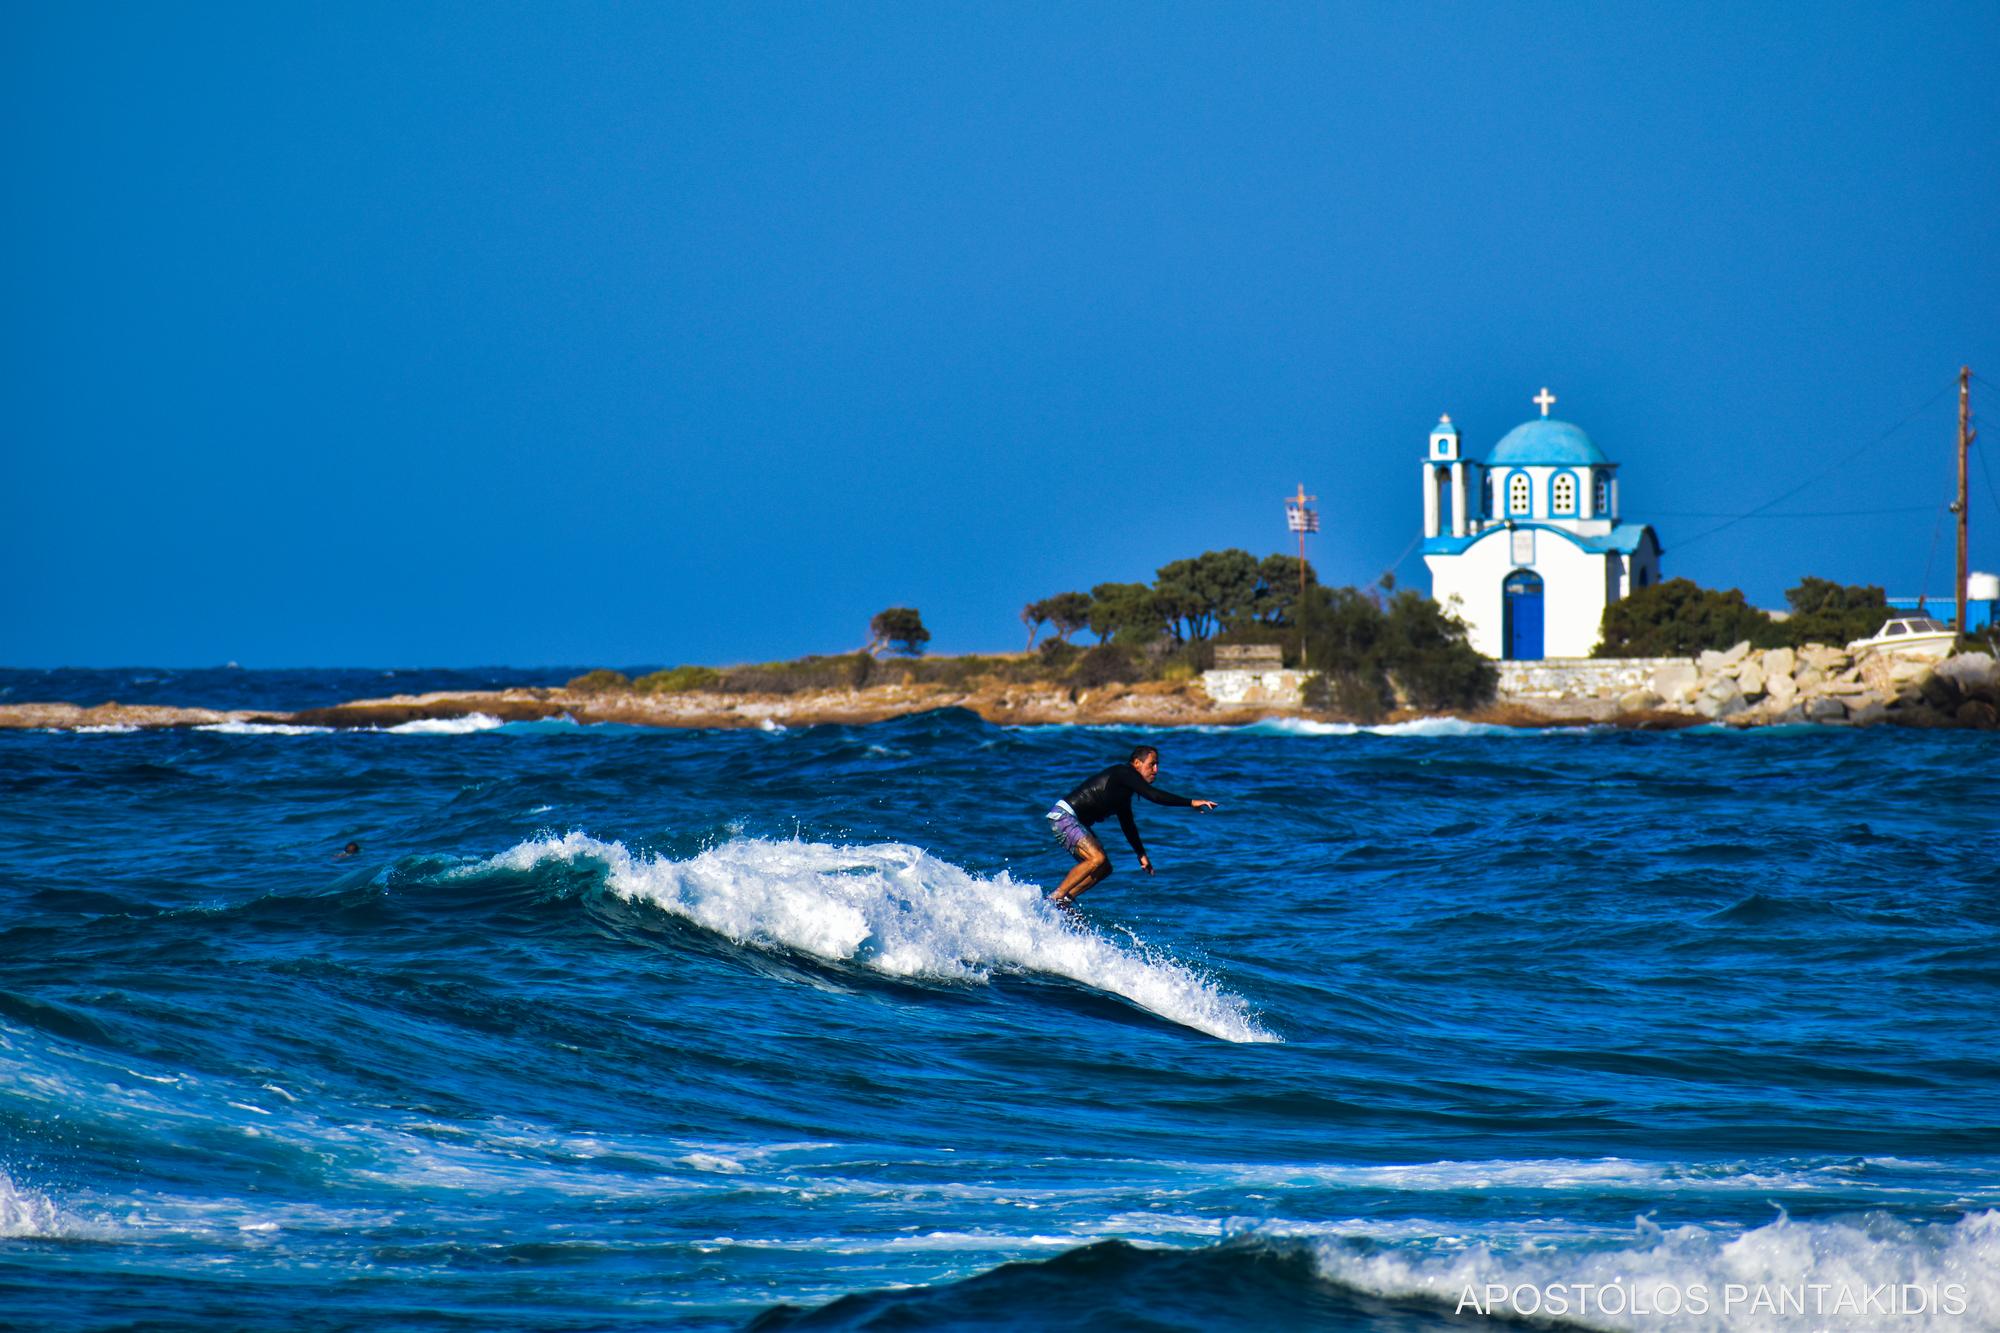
<box><xmin>1595</xmin><ymin>474</ymin><xmax>1610</xmax><ymax>515</ymax></box>
<box><xmin>1552</xmin><ymin>473</ymin><xmax>1576</xmax><ymax>515</ymax></box>
<box><xmin>1508</xmin><ymin>472</ymin><xmax>1531</xmax><ymax>515</ymax></box>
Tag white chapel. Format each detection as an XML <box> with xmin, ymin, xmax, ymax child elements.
<box><xmin>1419</xmin><ymin>389</ymin><xmax>1662</xmax><ymax>660</ymax></box>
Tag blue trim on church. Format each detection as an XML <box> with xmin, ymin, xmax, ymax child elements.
<box><xmin>1421</xmin><ymin>522</ymin><xmax>1656</xmax><ymax>558</ymax></box>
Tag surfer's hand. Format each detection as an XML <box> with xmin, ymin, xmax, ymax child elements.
<box><xmin>1192</xmin><ymin>799</ymin><xmax>1218</xmax><ymax>811</ymax></box>
<box><xmin>1139</xmin><ymin>854</ymin><xmax>1153</xmax><ymax>874</ymax></box>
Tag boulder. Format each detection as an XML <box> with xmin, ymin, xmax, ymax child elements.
<box><xmin>1956</xmin><ymin>699</ymin><xmax>1999</xmax><ymax>729</ymax></box>
<box><xmin>1805</xmin><ymin>695</ymin><xmax>1847</xmax><ymax>722</ymax></box>
<box><xmin>1737</xmin><ymin>661</ymin><xmax>1766</xmax><ymax>697</ymax></box>
<box><xmin>1843</xmin><ymin>694</ymin><xmax>1890</xmax><ymax>725</ymax></box>
<box><xmin>1618</xmin><ymin>688</ymin><xmax>1663</xmax><ymax>713</ymax></box>
<box><xmin>1720</xmin><ymin>640</ymin><xmax>1752</xmax><ymax>668</ymax></box>
<box><xmin>1894</xmin><ymin>704</ymin><xmax>1952</xmax><ymax>728</ymax></box>
<box><xmin>1763</xmin><ymin>646</ymin><xmax>1796</xmax><ymax>679</ymax></box>
<box><xmin>1650</xmin><ymin>662</ymin><xmax>1699</xmax><ymax>703</ymax></box>
<box><xmin>1794</xmin><ymin>667</ymin><xmax>1825</xmax><ymax>694</ymax></box>
<box><xmin>1862</xmin><ymin>654</ymin><xmax>1934</xmax><ymax>697</ymax></box>
<box><xmin>1919</xmin><ymin>673</ymin><xmax>1958</xmax><ymax>710</ymax></box>
<box><xmin>1765</xmin><ymin>673</ymin><xmax>1798</xmax><ymax>710</ymax></box>
<box><xmin>1800</xmin><ymin>644</ymin><xmax>1850</xmax><ymax>672</ymax></box>
<box><xmin>1696</xmin><ymin>680</ymin><xmax>1747</xmax><ymax>719</ymax></box>
<box><xmin>1696</xmin><ymin>649</ymin><xmax>1728</xmax><ymax>675</ymax></box>
<box><xmin>1938</xmin><ymin>652</ymin><xmax>1998</xmax><ymax>695</ymax></box>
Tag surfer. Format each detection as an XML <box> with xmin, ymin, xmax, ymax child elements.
<box><xmin>1046</xmin><ymin>745</ymin><xmax>1217</xmax><ymax>905</ymax></box>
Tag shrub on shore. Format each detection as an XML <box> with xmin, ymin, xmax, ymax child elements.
<box><xmin>1597</xmin><ymin>576</ymin><xmax>1892</xmax><ymax>657</ymax></box>
<box><xmin>1073</xmin><ymin>644</ymin><xmax>1140</xmax><ymax>688</ymax></box>
<box><xmin>1297</xmin><ymin>586</ymin><xmax>1495</xmax><ymax>714</ymax></box>
<box><xmin>565</xmin><ymin>669</ymin><xmax>632</xmax><ymax>694</ymax></box>
<box><xmin>635</xmin><ymin>666</ymin><xmax>720</xmax><ymax>693</ymax></box>
<box><xmin>719</xmin><ymin>654</ymin><xmax>875</xmax><ymax>695</ymax></box>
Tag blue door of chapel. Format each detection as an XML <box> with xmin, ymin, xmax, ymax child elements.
<box><xmin>1503</xmin><ymin>570</ymin><xmax>1545</xmax><ymax>660</ymax></box>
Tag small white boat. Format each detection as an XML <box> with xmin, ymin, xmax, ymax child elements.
<box><xmin>1847</xmin><ymin>616</ymin><xmax>1957</xmax><ymax>657</ymax></box>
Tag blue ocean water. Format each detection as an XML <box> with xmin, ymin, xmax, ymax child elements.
<box><xmin>3</xmin><ymin>670</ymin><xmax>1997</xmax><ymax>1330</ymax></box>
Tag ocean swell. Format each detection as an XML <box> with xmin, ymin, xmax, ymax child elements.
<box><xmin>465</xmin><ymin>834</ymin><xmax>1278</xmax><ymax>1044</ymax></box>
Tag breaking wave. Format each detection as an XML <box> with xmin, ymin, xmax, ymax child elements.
<box><xmin>384</xmin><ymin>713</ymin><xmax>506</xmax><ymax>735</ymax></box>
<box><xmin>0</xmin><ymin>1170</ymin><xmax>70</xmax><ymax>1239</ymax></box>
<box><xmin>1237</xmin><ymin>715</ymin><xmax>1527</xmax><ymax>738</ymax></box>
<box><xmin>464</xmin><ymin>835</ymin><xmax>1278</xmax><ymax>1044</ymax></box>
<box><xmin>196</xmin><ymin>721</ymin><xmax>335</xmax><ymax>736</ymax></box>
<box><xmin>1300</xmin><ymin>1208</ymin><xmax>2000</xmax><ymax>1331</ymax></box>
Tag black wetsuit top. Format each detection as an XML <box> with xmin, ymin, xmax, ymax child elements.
<box><xmin>1063</xmin><ymin>764</ymin><xmax>1195</xmax><ymax>859</ymax></box>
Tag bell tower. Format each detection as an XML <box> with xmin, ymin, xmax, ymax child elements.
<box><xmin>1423</xmin><ymin>415</ymin><xmax>1468</xmax><ymax>538</ymax></box>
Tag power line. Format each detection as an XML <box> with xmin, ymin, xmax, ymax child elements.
<box><xmin>1979</xmin><ymin>417</ymin><xmax>2000</xmax><ymax>520</ymax></box>
<box><xmin>1381</xmin><ymin>532</ymin><xmax>1423</xmax><ymax>584</ymax></box>
<box><xmin>1920</xmin><ymin>502</ymin><xmax>1948</xmax><ymax>601</ymax></box>
<box><xmin>1671</xmin><ymin>377</ymin><xmax>1961</xmax><ymax>553</ymax></box>
<box><xmin>1649</xmin><ymin>505</ymin><xmax>1937</xmax><ymax>519</ymax></box>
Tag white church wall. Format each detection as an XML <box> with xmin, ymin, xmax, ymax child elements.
<box><xmin>1542</xmin><ymin>545</ymin><xmax>1612</xmax><ymax>656</ymax></box>
<box><xmin>1425</xmin><ymin>529</ymin><xmax>1614</xmax><ymax>659</ymax></box>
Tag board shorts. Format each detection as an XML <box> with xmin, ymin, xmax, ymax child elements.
<box><xmin>1046</xmin><ymin>801</ymin><xmax>1100</xmax><ymax>857</ymax></box>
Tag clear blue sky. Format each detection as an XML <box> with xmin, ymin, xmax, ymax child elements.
<box><xmin>5</xmin><ymin>3</ymin><xmax>1997</xmax><ymax>668</ymax></box>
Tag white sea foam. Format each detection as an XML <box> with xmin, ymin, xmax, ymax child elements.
<box><xmin>0</xmin><ymin>1170</ymin><xmax>69</xmax><ymax>1239</ymax></box>
<box><xmin>196</xmin><ymin>721</ymin><xmax>334</xmax><ymax>736</ymax></box>
<box><xmin>1009</xmin><ymin>717</ymin><xmax>1527</xmax><ymax>738</ymax></box>
<box><xmin>73</xmin><ymin>724</ymin><xmax>140</xmax><ymax>735</ymax></box>
<box><xmin>385</xmin><ymin>713</ymin><xmax>506</xmax><ymax>735</ymax></box>
<box><xmin>1239</xmin><ymin>715</ymin><xmax>1522</xmax><ymax>738</ymax></box>
<box><xmin>473</xmin><ymin>835</ymin><xmax>1278</xmax><ymax>1043</ymax></box>
<box><xmin>1303</xmin><ymin>1209</ymin><xmax>2000</xmax><ymax>1331</ymax></box>
<box><xmin>1216</xmin><ymin>1155</ymin><xmax>1950</xmax><ymax>1198</ymax></box>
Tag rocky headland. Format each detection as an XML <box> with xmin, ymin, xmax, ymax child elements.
<box><xmin>3</xmin><ymin>648</ymin><xmax>1995</xmax><ymax>733</ymax></box>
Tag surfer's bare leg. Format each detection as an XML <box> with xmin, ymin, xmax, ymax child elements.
<box><xmin>1052</xmin><ymin>839</ymin><xmax>1111</xmax><ymax>903</ymax></box>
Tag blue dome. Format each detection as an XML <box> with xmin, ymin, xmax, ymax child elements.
<box><xmin>1487</xmin><ymin>419</ymin><xmax>1607</xmax><ymax>466</ymax></box>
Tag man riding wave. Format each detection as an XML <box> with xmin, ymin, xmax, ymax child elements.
<box><xmin>1045</xmin><ymin>745</ymin><xmax>1217</xmax><ymax>905</ymax></box>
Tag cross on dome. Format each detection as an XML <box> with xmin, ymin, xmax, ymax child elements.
<box><xmin>1533</xmin><ymin>387</ymin><xmax>1557</xmax><ymax>417</ymax></box>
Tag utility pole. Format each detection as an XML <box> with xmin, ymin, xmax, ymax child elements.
<box><xmin>1957</xmin><ymin>366</ymin><xmax>1973</xmax><ymax>636</ymax></box>
<box><xmin>1285</xmin><ymin>484</ymin><xmax>1319</xmax><ymax>668</ymax></box>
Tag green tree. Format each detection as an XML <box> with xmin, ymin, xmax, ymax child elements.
<box><xmin>1379</xmin><ymin>590</ymin><xmax>1496</xmax><ymax>709</ymax></box>
<box><xmin>1036</xmin><ymin>591</ymin><xmax>1094</xmax><ymax>643</ymax></box>
<box><xmin>868</xmin><ymin>607</ymin><xmax>931</xmax><ymax>657</ymax></box>
<box><xmin>1153</xmin><ymin>549</ymin><xmax>1261</xmax><ymax>641</ymax></box>
<box><xmin>1088</xmin><ymin>582</ymin><xmax>1167</xmax><ymax>645</ymax></box>
<box><xmin>1596</xmin><ymin>578</ymin><xmax>1782</xmax><ymax>656</ymax></box>
<box><xmin>1297</xmin><ymin>586</ymin><xmax>1394</xmax><ymax>718</ymax></box>
<box><xmin>1782</xmin><ymin>577</ymin><xmax>1890</xmax><ymax>647</ymax></box>
<box><xmin>1020</xmin><ymin>601</ymin><xmax>1047</xmax><ymax>649</ymax></box>
<box><xmin>1295</xmin><ymin>586</ymin><xmax>1495</xmax><ymax>717</ymax></box>
<box><xmin>1248</xmin><ymin>554</ymin><xmax>1318</xmax><ymax>627</ymax></box>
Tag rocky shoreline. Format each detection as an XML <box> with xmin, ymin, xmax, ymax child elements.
<box><xmin>0</xmin><ymin>680</ymin><xmax>1298</xmax><ymax>734</ymax></box>
<box><xmin>1620</xmin><ymin>643</ymin><xmax>1999</xmax><ymax>729</ymax></box>
<box><xmin>3</xmin><ymin>648</ymin><xmax>1995</xmax><ymax>733</ymax></box>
